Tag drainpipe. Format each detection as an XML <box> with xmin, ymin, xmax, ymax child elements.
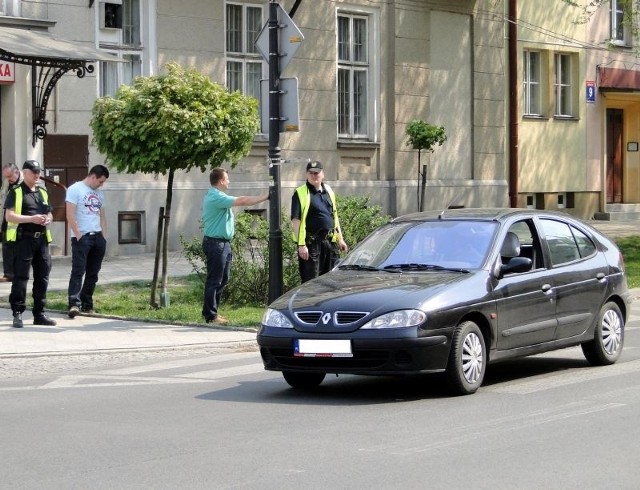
<box><xmin>508</xmin><ymin>0</ymin><xmax>519</xmax><ymax>208</ymax></box>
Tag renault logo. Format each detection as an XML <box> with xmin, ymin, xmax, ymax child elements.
<box><xmin>322</xmin><ymin>313</ymin><xmax>331</xmax><ymax>325</ymax></box>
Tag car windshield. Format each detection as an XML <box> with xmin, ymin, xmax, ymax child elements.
<box><xmin>340</xmin><ymin>220</ymin><xmax>498</xmax><ymax>270</ymax></box>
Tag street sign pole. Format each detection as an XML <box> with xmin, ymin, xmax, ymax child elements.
<box><xmin>268</xmin><ymin>0</ymin><xmax>283</xmax><ymax>302</ymax></box>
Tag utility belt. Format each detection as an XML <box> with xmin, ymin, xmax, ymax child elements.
<box><xmin>17</xmin><ymin>227</ymin><xmax>46</xmax><ymax>240</ymax></box>
<box><xmin>307</xmin><ymin>229</ymin><xmax>338</xmax><ymax>243</ymax></box>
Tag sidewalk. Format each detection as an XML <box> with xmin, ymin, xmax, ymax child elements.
<box><xmin>0</xmin><ymin>219</ymin><xmax>638</xmax><ymax>358</ymax></box>
<box><xmin>0</xmin><ymin>251</ymin><xmax>257</xmax><ymax>357</ymax></box>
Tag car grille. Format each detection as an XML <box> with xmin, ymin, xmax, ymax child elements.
<box><xmin>294</xmin><ymin>311</ymin><xmax>369</xmax><ymax>326</ymax></box>
<box><xmin>295</xmin><ymin>311</ymin><xmax>322</xmax><ymax>324</ymax></box>
<box><xmin>335</xmin><ymin>311</ymin><xmax>367</xmax><ymax>324</ymax></box>
<box><xmin>267</xmin><ymin>348</ymin><xmax>389</xmax><ymax>370</ymax></box>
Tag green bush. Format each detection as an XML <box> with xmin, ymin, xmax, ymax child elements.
<box><xmin>616</xmin><ymin>236</ymin><xmax>640</xmax><ymax>288</ymax></box>
<box><xmin>337</xmin><ymin>194</ymin><xmax>391</xmax><ymax>249</ymax></box>
<box><xmin>181</xmin><ymin>195</ymin><xmax>391</xmax><ymax>307</ymax></box>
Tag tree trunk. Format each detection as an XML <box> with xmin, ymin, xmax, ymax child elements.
<box><xmin>161</xmin><ymin>169</ymin><xmax>174</xmax><ymax>298</ymax></box>
<box><xmin>417</xmin><ymin>149</ymin><xmax>422</xmax><ymax>211</ymax></box>
<box><xmin>149</xmin><ymin>207</ymin><xmax>164</xmax><ymax>309</ymax></box>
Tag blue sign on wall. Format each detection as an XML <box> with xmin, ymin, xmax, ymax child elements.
<box><xmin>586</xmin><ymin>81</ymin><xmax>596</xmax><ymax>103</ymax></box>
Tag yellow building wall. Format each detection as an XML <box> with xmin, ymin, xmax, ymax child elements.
<box><xmin>517</xmin><ymin>0</ymin><xmax>588</xmax><ymax>195</ymax></box>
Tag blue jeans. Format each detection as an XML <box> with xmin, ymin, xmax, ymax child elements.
<box><xmin>68</xmin><ymin>233</ymin><xmax>107</xmax><ymax>310</ymax></box>
<box><xmin>202</xmin><ymin>237</ymin><xmax>232</xmax><ymax>320</ymax></box>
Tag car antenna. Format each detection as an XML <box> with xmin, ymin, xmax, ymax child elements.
<box><xmin>438</xmin><ymin>194</ymin><xmax>462</xmax><ymax>220</ymax></box>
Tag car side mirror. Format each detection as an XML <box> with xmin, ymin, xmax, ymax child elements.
<box><xmin>499</xmin><ymin>257</ymin><xmax>532</xmax><ymax>277</ymax></box>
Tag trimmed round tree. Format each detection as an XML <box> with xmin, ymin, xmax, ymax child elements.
<box><xmin>91</xmin><ymin>62</ymin><xmax>259</xmax><ymax>307</ymax></box>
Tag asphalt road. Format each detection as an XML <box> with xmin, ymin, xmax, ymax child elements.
<box><xmin>1</xmin><ymin>314</ymin><xmax>639</xmax><ymax>489</ymax></box>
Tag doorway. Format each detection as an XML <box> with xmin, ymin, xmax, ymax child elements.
<box><xmin>43</xmin><ymin>135</ymin><xmax>89</xmax><ymax>221</ymax></box>
<box><xmin>606</xmin><ymin>109</ymin><xmax>624</xmax><ymax>204</ymax></box>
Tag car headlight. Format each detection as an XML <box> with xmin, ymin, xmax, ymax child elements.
<box><xmin>360</xmin><ymin>309</ymin><xmax>426</xmax><ymax>329</ymax></box>
<box><xmin>262</xmin><ymin>308</ymin><xmax>294</xmax><ymax>328</ymax></box>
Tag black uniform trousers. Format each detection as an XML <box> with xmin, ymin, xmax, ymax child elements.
<box><xmin>298</xmin><ymin>234</ymin><xmax>340</xmax><ymax>283</ymax></box>
<box><xmin>9</xmin><ymin>234</ymin><xmax>52</xmax><ymax>315</ymax></box>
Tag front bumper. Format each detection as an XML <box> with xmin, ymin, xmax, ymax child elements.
<box><xmin>257</xmin><ymin>330</ymin><xmax>452</xmax><ymax>375</ymax></box>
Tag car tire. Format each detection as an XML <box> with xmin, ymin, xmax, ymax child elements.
<box><xmin>282</xmin><ymin>371</ymin><xmax>326</xmax><ymax>389</ymax></box>
<box><xmin>581</xmin><ymin>301</ymin><xmax>624</xmax><ymax>366</ymax></box>
<box><xmin>445</xmin><ymin>321</ymin><xmax>486</xmax><ymax>395</ymax></box>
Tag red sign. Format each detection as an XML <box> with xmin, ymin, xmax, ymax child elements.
<box><xmin>0</xmin><ymin>62</ymin><xmax>15</xmax><ymax>84</ymax></box>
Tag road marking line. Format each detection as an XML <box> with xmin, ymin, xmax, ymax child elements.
<box><xmin>176</xmin><ymin>363</ymin><xmax>265</xmax><ymax>380</ymax></box>
<box><xmin>359</xmin><ymin>400</ymin><xmax>626</xmax><ymax>455</ymax></box>
<box><xmin>96</xmin><ymin>351</ymin><xmax>259</xmax><ymax>375</ymax></box>
<box><xmin>485</xmin><ymin>358</ymin><xmax>640</xmax><ymax>394</ymax></box>
<box><xmin>0</xmin><ymin>362</ymin><xmax>266</xmax><ymax>391</ymax></box>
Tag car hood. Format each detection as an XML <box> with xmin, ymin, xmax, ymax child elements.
<box><xmin>270</xmin><ymin>270</ymin><xmax>481</xmax><ymax>332</ymax></box>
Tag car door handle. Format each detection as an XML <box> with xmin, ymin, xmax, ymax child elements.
<box><xmin>541</xmin><ymin>283</ymin><xmax>552</xmax><ymax>293</ymax></box>
<box><xmin>596</xmin><ymin>272</ymin><xmax>606</xmax><ymax>281</ymax></box>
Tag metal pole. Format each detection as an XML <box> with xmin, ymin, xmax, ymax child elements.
<box><xmin>268</xmin><ymin>0</ymin><xmax>283</xmax><ymax>302</ymax></box>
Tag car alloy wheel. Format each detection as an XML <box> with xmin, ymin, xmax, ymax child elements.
<box><xmin>582</xmin><ymin>301</ymin><xmax>624</xmax><ymax>365</ymax></box>
<box><xmin>446</xmin><ymin>321</ymin><xmax>486</xmax><ymax>395</ymax></box>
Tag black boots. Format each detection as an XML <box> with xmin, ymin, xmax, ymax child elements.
<box><xmin>33</xmin><ymin>314</ymin><xmax>57</xmax><ymax>326</ymax></box>
<box><xmin>12</xmin><ymin>312</ymin><xmax>57</xmax><ymax>327</ymax></box>
<box><xmin>12</xmin><ymin>312</ymin><xmax>23</xmax><ymax>328</ymax></box>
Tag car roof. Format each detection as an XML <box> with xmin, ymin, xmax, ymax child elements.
<box><xmin>392</xmin><ymin>207</ymin><xmax>580</xmax><ymax>224</ymax></box>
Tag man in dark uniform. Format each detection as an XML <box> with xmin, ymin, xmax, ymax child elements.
<box><xmin>291</xmin><ymin>160</ymin><xmax>348</xmax><ymax>283</ymax></box>
<box><xmin>0</xmin><ymin>162</ymin><xmax>23</xmax><ymax>282</ymax></box>
<box><xmin>4</xmin><ymin>160</ymin><xmax>57</xmax><ymax>328</ymax></box>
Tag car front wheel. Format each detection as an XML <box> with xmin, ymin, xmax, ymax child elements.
<box><xmin>445</xmin><ymin>321</ymin><xmax>486</xmax><ymax>395</ymax></box>
<box><xmin>282</xmin><ymin>371</ymin><xmax>326</xmax><ymax>389</ymax></box>
<box><xmin>581</xmin><ymin>301</ymin><xmax>624</xmax><ymax>365</ymax></box>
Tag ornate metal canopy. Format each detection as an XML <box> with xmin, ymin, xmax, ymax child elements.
<box><xmin>0</xmin><ymin>26</ymin><xmax>118</xmax><ymax>146</ymax></box>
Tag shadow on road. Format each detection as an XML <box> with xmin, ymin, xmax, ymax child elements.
<box><xmin>197</xmin><ymin>354</ymin><xmax>593</xmax><ymax>405</ymax></box>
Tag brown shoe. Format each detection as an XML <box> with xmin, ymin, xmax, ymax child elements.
<box><xmin>209</xmin><ymin>314</ymin><xmax>229</xmax><ymax>325</ymax></box>
<box><xmin>0</xmin><ymin>276</ymin><xmax>11</xmax><ymax>282</ymax></box>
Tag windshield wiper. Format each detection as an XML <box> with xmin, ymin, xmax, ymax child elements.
<box><xmin>338</xmin><ymin>264</ymin><xmax>401</xmax><ymax>273</ymax></box>
<box><xmin>383</xmin><ymin>263</ymin><xmax>470</xmax><ymax>273</ymax></box>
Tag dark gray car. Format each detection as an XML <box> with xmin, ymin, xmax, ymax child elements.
<box><xmin>257</xmin><ymin>208</ymin><xmax>631</xmax><ymax>395</ymax></box>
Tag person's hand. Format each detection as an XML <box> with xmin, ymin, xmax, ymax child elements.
<box><xmin>298</xmin><ymin>245</ymin><xmax>309</xmax><ymax>260</ymax></box>
<box><xmin>339</xmin><ymin>239</ymin><xmax>348</xmax><ymax>253</ymax></box>
<box><xmin>32</xmin><ymin>214</ymin><xmax>49</xmax><ymax>225</ymax></box>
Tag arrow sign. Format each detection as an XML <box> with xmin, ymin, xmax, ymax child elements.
<box><xmin>255</xmin><ymin>3</ymin><xmax>304</xmax><ymax>73</ymax></box>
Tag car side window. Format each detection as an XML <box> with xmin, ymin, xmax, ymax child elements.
<box><xmin>540</xmin><ymin>219</ymin><xmax>581</xmax><ymax>266</ymax></box>
<box><xmin>502</xmin><ymin>220</ymin><xmax>543</xmax><ymax>271</ymax></box>
<box><xmin>572</xmin><ymin>226</ymin><xmax>597</xmax><ymax>258</ymax></box>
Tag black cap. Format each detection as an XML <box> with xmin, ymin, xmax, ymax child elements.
<box><xmin>306</xmin><ymin>160</ymin><xmax>323</xmax><ymax>173</ymax></box>
<box><xmin>23</xmin><ymin>160</ymin><xmax>42</xmax><ymax>172</ymax></box>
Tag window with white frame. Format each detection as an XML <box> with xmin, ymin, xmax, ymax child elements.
<box><xmin>225</xmin><ymin>2</ymin><xmax>264</xmax><ymax>101</ymax></box>
<box><xmin>99</xmin><ymin>0</ymin><xmax>143</xmax><ymax>97</ymax></box>
<box><xmin>554</xmin><ymin>53</ymin><xmax>573</xmax><ymax>117</ymax></box>
<box><xmin>337</xmin><ymin>12</ymin><xmax>370</xmax><ymax>139</ymax></box>
<box><xmin>523</xmin><ymin>50</ymin><xmax>541</xmax><ymax>116</ymax></box>
<box><xmin>610</xmin><ymin>0</ymin><xmax>630</xmax><ymax>45</ymax></box>
<box><xmin>0</xmin><ymin>0</ymin><xmax>19</xmax><ymax>16</ymax></box>
<box><xmin>101</xmin><ymin>53</ymin><xmax>142</xmax><ymax>96</ymax></box>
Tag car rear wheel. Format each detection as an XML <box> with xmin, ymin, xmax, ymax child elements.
<box><xmin>282</xmin><ymin>371</ymin><xmax>326</xmax><ymax>389</ymax></box>
<box><xmin>581</xmin><ymin>301</ymin><xmax>624</xmax><ymax>365</ymax></box>
<box><xmin>445</xmin><ymin>321</ymin><xmax>486</xmax><ymax>395</ymax></box>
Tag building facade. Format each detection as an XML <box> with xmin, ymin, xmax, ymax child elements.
<box><xmin>1</xmin><ymin>0</ymin><xmax>511</xmax><ymax>256</ymax></box>
<box><xmin>516</xmin><ymin>0</ymin><xmax>640</xmax><ymax>221</ymax></box>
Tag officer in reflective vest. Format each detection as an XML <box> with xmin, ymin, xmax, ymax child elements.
<box><xmin>291</xmin><ymin>160</ymin><xmax>348</xmax><ymax>283</ymax></box>
<box><xmin>4</xmin><ymin>160</ymin><xmax>57</xmax><ymax>328</ymax></box>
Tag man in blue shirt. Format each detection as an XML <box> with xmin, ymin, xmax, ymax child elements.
<box><xmin>201</xmin><ymin>167</ymin><xmax>269</xmax><ymax>324</ymax></box>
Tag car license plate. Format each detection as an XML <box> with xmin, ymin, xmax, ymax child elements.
<box><xmin>294</xmin><ymin>339</ymin><xmax>353</xmax><ymax>357</ymax></box>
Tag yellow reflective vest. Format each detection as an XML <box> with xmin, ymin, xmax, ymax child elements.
<box><xmin>294</xmin><ymin>183</ymin><xmax>341</xmax><ymax>246</ymax></box>
<box><xmin>5</xmin><ymin>186</ymin><xmax>53</xmax><ymax>243</ymax></box>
